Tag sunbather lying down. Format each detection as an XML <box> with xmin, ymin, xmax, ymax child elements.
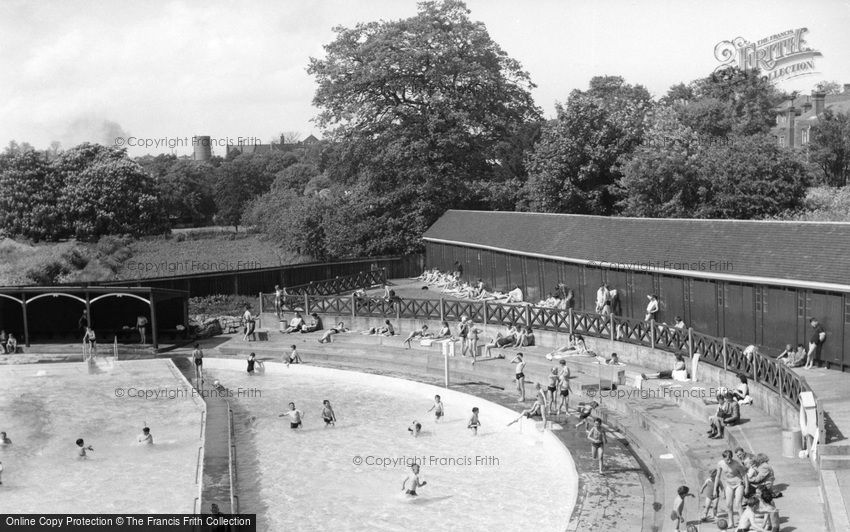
<box><xmin>546</xmin><ymin>335</ymin><xmax>591</xmax><ymax>360</ymax></box>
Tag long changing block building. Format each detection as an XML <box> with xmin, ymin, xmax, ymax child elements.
<box><xmin>423</xmin><ymin>210</ymin><xmax>850</xmax><ymax>371</ymax></box>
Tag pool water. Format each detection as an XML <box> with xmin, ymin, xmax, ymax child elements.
<box><xmin>0</xmin><ymin>359</ymin><xmax>203</xmax><ymax>513</ymax></box>
<box><xmin>206</xmin><ymin>360</ymin><xmax>577</xmax><ymax>532</ymax></box>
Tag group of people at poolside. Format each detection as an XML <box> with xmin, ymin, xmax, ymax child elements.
<box><xmin>416</xmin><ymin>268</ymin><xmax>526</xmax><ymax>304</ymax></box>
<box><xmin>673</xmin><ymin>446</ymin><xmax>780</xmax><ymax>531</ymax></box>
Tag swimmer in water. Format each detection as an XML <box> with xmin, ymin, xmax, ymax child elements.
<box><xmin>0</xmin><ymin>432</ymin><xmax>11</xmax><ymax>445</ymax></box>
<box><xmin>468</xmin><ymin>407</ymin><xmax>481</xmax><ymax>436</ymax></box>
<box><xmin>408</xmin><ymin>421</ymin><xmax>422</xmax><ymax>437</ymax></box>
<box><xmin>138</xmin><ymin>427</ymin><xmax>153</xmax><ymax>445</ymax></box>
<box><xmin>279</xmin><ymin>402</ymin><xmax>303</xmax><ymax>429</ymax></box>
<box><xmin>75</xmin><ymin>438</ymin><xmax>93</xmax><ymax>459</ymax></box>
<box><xmin>427</xmin><ymin>395</ymin><xmax>444</xmax><ymax>422</ymax></box>
<box><xmin>322</xmin><ymin>400</ymin><xmax>336</xmax><ymax>427</ymax></box>
<box><xmin>402</xmin><ymin>463</ymin><xmax>427</xmax><ymax>496</ymax></box>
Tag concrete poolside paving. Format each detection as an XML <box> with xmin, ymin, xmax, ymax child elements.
<box><xmin>193</xmin><ymin>324</ymin><xmax>831</xmax><ymax>531</ymax></box>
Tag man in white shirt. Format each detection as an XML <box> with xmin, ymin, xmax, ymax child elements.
<box><xmin>504</xmin><ymin>285</ymin><xmax>524</xmax><ymax>303</ymax></box>
<box><xmin>645</xmin><ymin>295</ymin><xmax>659</xmax><ymax>322</ymax></box>
<box><xmin>595</xmin><ymin>283</ymin><xmax>610</xmax><ymax>313</ymax></box>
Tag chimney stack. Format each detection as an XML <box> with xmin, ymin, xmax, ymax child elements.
<box><xmin>812</xmin><ymin>91</ymin><xmax>826</xmax><ymax>116</ymax></box>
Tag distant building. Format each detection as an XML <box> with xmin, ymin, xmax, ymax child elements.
<box><xmin>773</xmin><ymin>84</ymin><xmax>850</xmax><ymax>148</ymax></box>
<box><xmin>193</xmin><ymin>135</ymin><xmax>212</xmax><ymax>161</ymax></box>
<box><xmin>225</xmin><ymin>133</ymin><xmax>321</xmax><ymax>158</ymax></box>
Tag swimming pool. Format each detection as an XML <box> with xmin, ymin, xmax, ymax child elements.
<box><xmin>205</xmin><ymin>359</ymin><xmax>577</xmax><ymax>532</ymax></box>
<box><xmin>0</xmin><ymin>359</ymin><xmax>203</xmax><ymax>513</ymax></box>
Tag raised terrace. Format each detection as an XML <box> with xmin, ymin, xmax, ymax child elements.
<box><xmin>163</xmin><ymin>274</ymin><xmax>850</xmax><ymax>531</ymax></box>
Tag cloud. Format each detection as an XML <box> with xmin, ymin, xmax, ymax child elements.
<box><xmin>58</xmin><ymin>116</ymin><xmax>130</xmax><ymax>147</ymax></box>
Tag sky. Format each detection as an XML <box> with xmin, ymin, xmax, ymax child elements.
<box><xmin>2</xmin><ymin>0</ymin><xmax>849</xmax><ymax>157</ymax></box>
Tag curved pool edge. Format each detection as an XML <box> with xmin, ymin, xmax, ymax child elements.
<box><xmin>202</xmin><ymin>358</ymin><xmax>579</xmax><ymax>531</ymax></box>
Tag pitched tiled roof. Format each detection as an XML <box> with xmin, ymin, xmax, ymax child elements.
<box><xmin>422</xmin><ymin>210</ymin><xmax>850</xmax><ymax>289</ymax></box>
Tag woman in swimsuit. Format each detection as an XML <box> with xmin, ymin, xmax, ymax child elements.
<box><xmin>274</xmin><ymin>285</ymin><xmax>283</xmax><ymax>319</ymax></box>
<box><xmin>557</xmin><ymin>363</ymin><xmax>571</xmax><ymax>416</ymax></box>
<box><xmin>511</xmin><ymin>353</ymin><xmax>526</xmax><ymax>401</ymax></box>
<box><xmin>547</xmin><ymin>368</ymin><xmax>559</xmax><ymax>415</ymax></box>
<box><xmin>319</xmin><ymin>322</ymin><xmax>348</xmax><ymax>343</ymax></box>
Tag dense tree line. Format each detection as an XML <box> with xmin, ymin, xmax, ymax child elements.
<box><xmin>3</xmin><ymin>0</ymin><xmax>848</xmax><ymax>258</ymax></box>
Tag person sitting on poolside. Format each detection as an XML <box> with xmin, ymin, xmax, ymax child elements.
<box><xmin>5</xmin><ymin>334</ymin><xmax>17</xmax><ymax>354</ymax></box>
<box><xmin>300</xmin><ymin>313</ymin><xmax>323</xmax><ymax>334</ymax></box>
<box><xmin>514</xmin><ymin>326</ymin><xmax>535</xmax><ymax>347</ymax></box>
<box><xmin>500</xmin><ymin>285</ymin><xmax>524</xmax><ymax>304</ymax></box>
<box><xmin>546</xmin><ymin>334</ymin><xmax>590</xmax><ymax>360</ymax></box>
<box><xmin>483</xmin><ymin>324</ymin><xmax>518</xmax><ymax>358</ymax></box>
<box><xmin>403</xmin><ymin>325</ymin><xmax>431</xmax><ymax>349</ymax></box>
<box><xmin>777</xmin><ymin>343</ymin><xmax>806</xmax><ymax>368</ymax></box>
<box><xmin>708</xmin><ymin>392</ymin><xmax>740</xmax><ymax>438</ymax></box>
<box><xmin>282</xmin><ymin>312</ymin><xmax>305</xmax><ymax>334</ymax></box>
<box><xmin>318</xmin><ymin>322</ymin><xmax>348</xmax><ymax>343</ymax></box>
<box><xmin>507</xmin><ymin>398</ymin><xmax>544</xmax><ymax>426</ymax></box>
<box><xmin>366</xmin><ymin>320</ymin><xmax>395</xmax><ymax>336</ymax></box>
<box><xmin>0</xmin><ymin>330</ymin><xmax>7</xmax><ymax>354</ymax></box>
<box><xmin>433</xmin><ymin>321</ymin><xmax>451</xmax><ymax>339</ymax></box>
<box><xmin>596</xmin><ymin>352</ymin><xmax>623</xmax><ymax>365</ymax></box>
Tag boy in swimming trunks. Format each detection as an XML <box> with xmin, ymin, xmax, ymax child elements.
<box><xmin>587</xmin><ymin>417</ymin><xmax>607</xmax><ymax>474</ymax></box>
<box><xmin>402</xmin><ymin>464</ymin><xmax>427</xmax><ymax>496</ymax></box>
<box><xmin>279</xmin><ymin>402</ymin><xmax>304</xmax><ymax>429</ymax></box>
<box><xmin>247</xmin><ymin>353</ymin><xmax>257</xmax><ymax>374</ymax></box>
<box><xmin>138</xmin><ymin>427</ymin><xmax>153</xmax><ymax>445</ymax></box>
<box><xmin>285</xmin><ymin>345</ymin><xmax>302</xmax><ymax>366</ymax></box>
<box><xmin>191</xmin><ymin>344</ymin><xmax>204</xmax><ymax>383</ymax></box>
<box><xmin>408</xmin><ymin>421</ymin><xmax>422</xmax><ymax>437</ymax></box>
<box><xmin>575</xmin><ymin>401</ymin><xmax>599</xmax><ymax>429</ymax></box>
<box><xmin>468</xmin><ymin>407</ymin><xmax>481</xmax><ymax>436</ymax></box>
<box><xmin>75</xmin><ymin>438</ymin><xmax>94</xmax><ymax>459</ymax></box>
<box><xmin>427</xmin><ymin>395</ymin><xmax>444</xmax><ymax>422</ymax></box>
<box><xmin>322</xmin><ymin>400</ymin><xmax>336</xmax><ymax>427</ymax></box>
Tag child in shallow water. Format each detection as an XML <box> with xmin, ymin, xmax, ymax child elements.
<box><xmin>402</xmin><ymin>464</ymin><xmax>427</xmax><ymax>496</ymax></box>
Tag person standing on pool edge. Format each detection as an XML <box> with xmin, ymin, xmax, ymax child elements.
<box><xmin>192</xmin><ymin>344</ymin><xmax>204</xmax><ymax>383</ymax></box>
<box><xmin>511</xmin><ymin>353</ymin><xmax>526</xmax><ymax>401</ymax></box>
<box><xmin>402</xmin><ymin>463</ymin><xmax>427</xmax><ymax>496</ymax></box>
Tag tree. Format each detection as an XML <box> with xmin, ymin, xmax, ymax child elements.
<box><xmin>524</xmin><ymin>77</ymin><xmax>652</xmax><ymax>214</ymax></box>
<box><xmin>213</xmin><ymin>153</ymin><xmax>282</xmax><ymax>230</ymax></box>
<box><xmin>694</xmin><ymin>134</ymin><xmax>807</xmax><ymax>219</ymax></box>
<box><xmin>809</xmin><ymin>109</ymin><xmax>850</xmax><ymax>187</ymax></box>
<box><xmin>0</xmin><ymin>150</ymin><xmax>65</xmax><ymax>241</ymax></box>
<box><xmin>308</xmin><ymin>0</ymin><xmax>540</xmax><ymax>252</ymax></box>
<box><xmin>271</xmin><ymin>163</ymin><xmax>319</xmax><ymax>192</ymax></box>
<box><xmin>243</xmin><ymin>188</ymin><xmax>330</xmax><ymax>259</ymax></box>
<box><xmin>815</xmin><ymin>80</ymin><xmax>843</xmax><ymax>96</ymax></box>
<box><xmin>617</xmin><ymin>107</ymin><xmax>703</xmax><ymax>217</ymax></box>
<box><xmin>156</xmin><ymin>160</ymin><xmax>217</xmax><ymax>226</ymax></box>
<box><xmin>60</xmin><ymin>155</ymin><xmax>168</xmax><ymax>239</ymax></box>
<box><xmin>670</xmin><ymin>67</ymin><xmax>786</xmax><ymax>138</ymax></box>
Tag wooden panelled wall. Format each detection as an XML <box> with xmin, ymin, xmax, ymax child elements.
<box><xmin>426</xmin><ymin>242</ymin><xmax>850</xmax><ymax>371</ymax></box>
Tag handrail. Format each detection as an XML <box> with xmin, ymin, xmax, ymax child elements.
<box><xmin>259</xmin><ymin>269</ymin><xmax>387</xmax><ymax>312</ymax></box>
<box><xmin>296</xmin><ymin>294</ymin><xmax>812</xmax><ymax>410</ymax></box>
